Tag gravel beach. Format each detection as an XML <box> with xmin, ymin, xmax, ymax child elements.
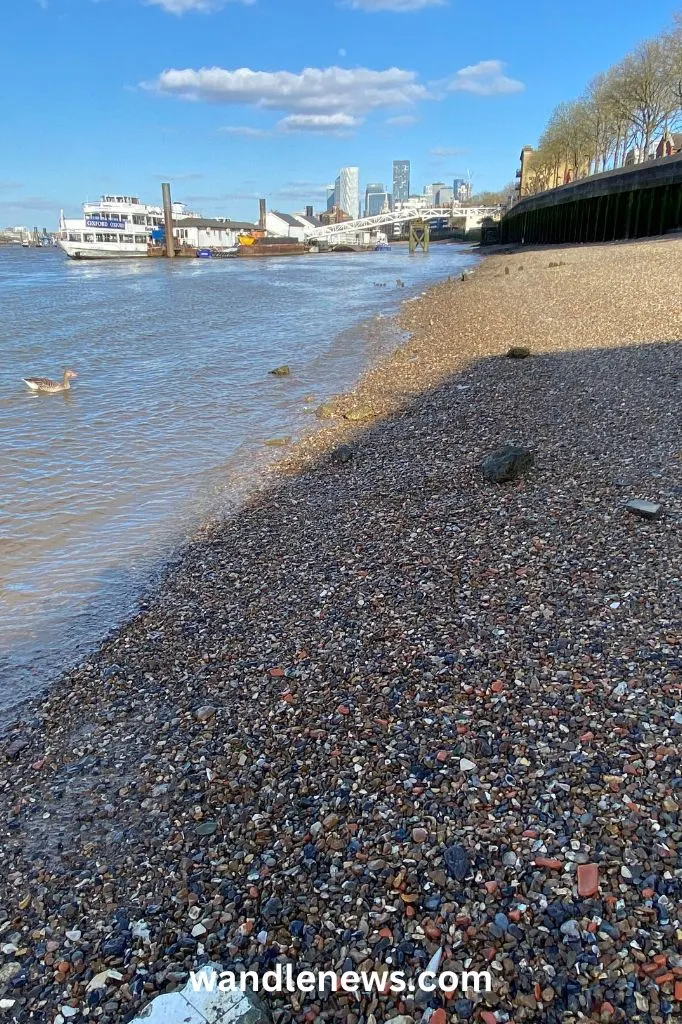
<box><xmin>1</xmin><ymin>237</ymin><xmax>681</xmax><ymax>1024</ymax></box>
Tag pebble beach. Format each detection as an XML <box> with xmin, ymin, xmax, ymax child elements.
<box><xmin>1</xmin><ymin>237</ymin><xmax>681</xmax><ymax>1023</ymax></box>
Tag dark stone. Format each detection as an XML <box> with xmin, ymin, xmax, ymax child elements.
<box><xmin>262</xmin><ymin>896</ymin><xmax>283</xmax><ymax>920</ymax></box>
<box><xmin>196</xmin><ymin>821</ymin><xmax>218</xmax><ymax>836</ymax></box>
<box><xmin>330</xmin><ymin>445</ymin><xmax>354</xmax><ymax>466</ymax></box>
<box><xmin>482</xmin><ymin>444</ymin><xmax>534</xmax><ymax>483</ymax></box>
<box><xmin>507</xmin><ymin>345</ymin><xmax>531</xmax><ymax>359</ymax></box>
<box><xmin>443</xmin><ymin>843</ymin><xmax>469</xmax><ymax>881</ymax></box>
<box><xmin>624</xmin><ymin>498</ymin><xmax>663</xmax><ymax>520</ymax></box>
<box><xmin>269</xmin><ymin>365</ymin><xmax>291</xmax><ymax>377</ymax></box>
<box><xmin>5</xmin><ymin>736</ymin><xmax>28</xmax><ymax>759</ymax></box>
<box><xmin>102</xmin><ymin>936</ymin><xmax>127</xmax><ymax>958</ymax></box>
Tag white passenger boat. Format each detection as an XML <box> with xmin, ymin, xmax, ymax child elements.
<box><xmin>57</xmin><ymin>194</ymin><xmax>192</xmax><ymax>260</ymax></box>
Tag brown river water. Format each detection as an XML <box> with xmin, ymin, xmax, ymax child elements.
<box><xmin>0</xmin><ymin>243</ymin><xmax>478</xmax><ymax>711</ymax></box>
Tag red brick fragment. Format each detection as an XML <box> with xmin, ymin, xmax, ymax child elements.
<box><xmin>578</xmin><ymin>863</ymin><xmax>599</xmax><ymax>897</ymax></box>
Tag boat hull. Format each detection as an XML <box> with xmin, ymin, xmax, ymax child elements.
<box><xmin>57</xmin><ymin>240</ymin><xmax>149</xmax><ymax>260</ymax></box>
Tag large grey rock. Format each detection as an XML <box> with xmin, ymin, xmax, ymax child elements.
<box><xmin>269</xmin><ymin>365</ymin><xmax>291</xmax><ymax>377</ymax></box>
<box><xmin>130</xmin><ymin>964</ymin><xmax>271</xmax><ymax>1023</ymax></box>
<box><xmin>624</xmin><ymin>498</ymin><xmax>662</xmax><ymax>521</ymax></box>
<box><xmin>482</xmin><ymin>445</ymin><xmax>533</xmax><ymax>483</ymax></box>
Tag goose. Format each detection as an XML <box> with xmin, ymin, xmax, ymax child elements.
<box><xmin>23</xmin><ymin>369</ymin><xmax>78</xmax><ymax>394</ymax></box>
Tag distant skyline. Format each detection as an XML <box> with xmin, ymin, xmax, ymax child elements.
<box><xmin>1</xmin><ymin>0</ymin><xmax>678</xmax><ymax>226</ymax></box>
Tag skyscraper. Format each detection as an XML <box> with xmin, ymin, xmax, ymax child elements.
<box><xmin>365</xmin><ymin>182</ymin><xmax>386</xmax><ymax>217</ymax></box>
<box><xmin>326</xmin><ymin>186</ymin><xmax>336</xmax><ymax>212</ymax></box>
<box><xmin>393</xmin><ymin>160</ymin><xmax>410</xmax><ymax>204</ymax></box>
<box><xmin>338</xmin><ymin>167</ymin><xmax>360</xmax><ymax>219</ymax></box>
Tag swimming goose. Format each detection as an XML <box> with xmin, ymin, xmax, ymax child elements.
<box><xmin>23</xmin><ymin>369</ymin><xmax>78</xmax><ymax>394</ymax></box>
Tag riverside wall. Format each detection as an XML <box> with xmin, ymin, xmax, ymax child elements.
<box><xmin>499</xmin><ymin>152</ymin><xmax>682</xmax><ymax>245</ymax></box>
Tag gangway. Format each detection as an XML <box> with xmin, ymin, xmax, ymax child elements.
<box><xmin>306</xmin><ymin>205</ymin><xmax>501</xmax><ymax>242</ymax></box>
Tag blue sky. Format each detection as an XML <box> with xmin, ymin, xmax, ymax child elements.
<box><xmin>1</xmin><ymin>0</ymin><xmax>678</xmax><ymax>227</ymax></box>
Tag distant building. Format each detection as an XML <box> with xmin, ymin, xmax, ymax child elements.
<box><xmin>292</xmin><ymin>211</ymin><xmax>320</xmax><ymax>233</ymax></box>
<box><xmin>515</xmin><ymin>145</ymin><xmax>590</xmax><ymax>197</ymax></box>
<box><xmin>265</xmin><ymin>211</ymin><xmax>307</xmax><ymax>241</ymax></box>
<box><xmin>656</xmin><ymin>131</ymin><xmax>682</xmax><ymax>158</ymax></box>
<box><xmin>393</xmin><ymin>160</ymin><xmax>410</xmax><ymax>204</ymax></box>
<box><xmin>337</xmin><ymin>167</ymin><xmax>360</xmax><ymax>219</ymax></box>
<box><xmin>365</xmin><ymin>183</ymin><xmax>391</xmax><ymax>217</ymax></box>
<box><xmin>172</xmin><ymin>217</ymin><xmax>255</xmax><ymax>249</ymax></box>
<box><xmin>453</xmin><ymin>178</ymin><xmax>471</xmax><ymax>202</ymax></box>
<box><xmin>326</xmin><ymin>186</ymin><xmax>336</xmax><ymax>212</ymax></box>
<box><xmin>435</xmin><ymin>186</ymin><xmax>453</xmax><ymax>205</ymax></box>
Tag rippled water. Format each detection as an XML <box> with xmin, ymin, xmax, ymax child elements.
<box><xmin>0</xmin><ymin>243</ymin><xmax>477</xmax><ymax>708</ymax></box>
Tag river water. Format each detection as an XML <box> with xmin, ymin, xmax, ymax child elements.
<box><xmin>0</xmin><ymin>243</ymin><xmax>477</xmax><ymax>710</ymax></box>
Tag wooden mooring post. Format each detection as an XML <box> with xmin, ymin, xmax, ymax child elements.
<box><xmin>409</xmin><ymin>219</ymin><xmax>430</xmax><ymax>254</ymax></box>
<box><xmin>161</xmin><ymin>182</ymin><xmax>175</xmax><ymax>258</ymax></box>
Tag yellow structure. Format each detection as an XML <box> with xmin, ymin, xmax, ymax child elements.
<box><xmin>515</xmin><ymin>146</ymin><xmax>590</xmax><ymax>198</ymax></box>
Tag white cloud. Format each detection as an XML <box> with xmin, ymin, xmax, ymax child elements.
<box><xmin>152</xmin><ymin>171</ymin><xmax>205</xmax><ymax>180</ymax></box>
<box><xmin>338</xmin><ymin>48</ymin><xmax>347</xmax><ymax>57</ymax></box>
<box><xmin>275</xmin><ymin>181</ymin><xmax>330</xmax><ymax>199</ymax></box>
<box><xmin>146</xmin><ymin>0</ymin><xmax>254</xmax><ymax>12</ymax></box>
<box><xmin>218</xmin><ymin>125</ymin><xmax>270</xmax><ymax>136</ymax></box>
<box><xmin>386</xmin><ymin>114</ymin><xmax>418</xmax><ymax>126</ymax></box>
<box><xmin>279</xmin><ymin>112</ymin><xmax>361</xmax><ymax>133</ymax></box>
<box><xmin>147</xmin><ymin>66</ymin><xmax>427</xmax><ymax>116</ymax></box>
<box><xmin>347</xmin><ymin>0</ymin><xmax>446</xmax><ymax>9</ymax></box>
<box><xmin>447</xmin><ymin>60</ymin><xmax>524</xmax><ymax>96</ymax></box>
<box><xmin>430</xmin><ymin>146</ymin><xmax>466</xmax><ymax>157</ymax></box>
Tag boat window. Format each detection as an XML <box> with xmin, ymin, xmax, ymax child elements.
<box><xmin>68</xmin><ymin>233</ymin><xmax>82</xmax><ymax>242</ymax></box>
<box><xmin>133</xmin><ymin>215</ymin><xmax>145</xmax><ymax>225</ymax></box>
<box><xmin>96</xmin><ymin>233</ymin><xmax>104</xmax><ymax>242</ymax></box>
<box><xmin>83</xmin><ymin>234</ymin><xmax>95</xmax><ymax>242</ymax></box>
<box><xmin>122</xmin><ymin>234</ymin><xmax>134</xmax><ymax>243</ymax></box>
<box><xmin>134</xmin><ymin>234</ymin><xmax>147</xmax><ymax>244</ymax></box>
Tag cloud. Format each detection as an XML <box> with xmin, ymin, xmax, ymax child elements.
<box><xmin>218</xmin><ymin>125</ymin><xmax>270</xmax><ymax>136</ymax></box>
<box><xmin>386</xmin><ymin>114</ymin><xmax>418</xmax><ymax>126</ymax></box>
<box><xmin>183</xmin><ymin>191</ymin><xmax>260</xmax><ymax>203</ymax></box>
<box><xmin>446</xmin><ymin>60</ymin><xmax>524</xmax><ymax>96</ymax></box>
<box><xmin>338</xmin><ymin>48</ymin><xmax>347</xmax><ymax>57</ymax></box>
<box><xmin>152</xmin><ymin>172</ymin><xmax>205</xmax><ymax>180</ymax></box>
<box><xmin>0</xmin><ymin>196</ymin><xmax>59</xmax><ymax>214</ymax></box>
<box><xmin>146</xmin><ymin>0</ymin><xmax>254</xmax><ymax>13</ymax></box>
<box><xmin>430</xmin><ymin>146</ymin><xmax>466</xmax><ymax>157</ymax></box>
<box><xmin>0</xmin><ymin>180</ymin><xmax>24</xmax><ymax>191</ymax></box>
<box><xmin>347</xmin><ymin>0</ymin><xmax>446</xmax><ymax>9</ymax></box>
<box><xmin>278</xmin><ymin>112</ymin><xmax>361</xmax><ymax>133</ymax></box>
<box><xmin>147</xmin><ymin>65</ymin><xmax>428</xmax><ymax>116</ymax></box>
<box><xmin>274</xmin><ymin>181</ymin><xmax>330</xmax><ymax>199</ymax></box>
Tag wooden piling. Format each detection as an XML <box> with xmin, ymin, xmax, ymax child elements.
<box><xmin>161</xmin><ymin>182</ymin><xmax>175</xmax><ymax>259</ymax></box>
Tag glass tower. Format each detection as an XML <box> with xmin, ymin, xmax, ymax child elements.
<box><xmin>393</xmin><ymin>160</ymin><xmax>410</xmax><ymax>204</ymax></box>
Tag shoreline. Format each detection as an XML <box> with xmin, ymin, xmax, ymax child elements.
<box><xmin>0</xmin><ymin>243</ymin><xmax>478</xmax><ymax>718</ymax></box>
<box><xmin>1</xmin><ymin>237</ymin><xmax>681</xmax><ymax>1024</ymax></box>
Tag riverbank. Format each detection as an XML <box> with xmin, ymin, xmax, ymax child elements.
<box><xmin>1</xmin><ymin>237</ymin><xmax>681</xmax><ymax>1024</ymax></box>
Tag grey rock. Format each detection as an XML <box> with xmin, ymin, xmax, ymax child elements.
<box><xmin>507</xmin><ymin>346</ymin><xmax>531</xmax><ymax>359</ymax></box>
<box><xmin>443</xmin><ymin>843</ymin><xmax>469</xmax><ymax>881</ymax></box>
<box><xmin>482</xmin><ymin>445</ymin><xmax>534</xmax><ymax>483</ymax></box>
<box><xmin>5</xmin><ymin>737</ymin><xmax>28</xmax><ymax>760</ymax></box>
<box><xmin>195</xmin><ymin>706</ymin><xmax>216</xmax><ymax>723</ymax></box>
<box><xmin>624</xmin><ymin>498</ymin><xmax>663</xmax><ymax>521</ymax></box>
<box><xmin>330</xmin><ymin>445</ymin><xmax>354</xmax><ymax>466</ymax></box>
<box><xmin>269</xmin><ymin>366</ymin><xmax>291</xmax><ymax>377</ymax></box>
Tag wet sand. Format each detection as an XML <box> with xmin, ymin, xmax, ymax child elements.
<box><xmin>1</xmin><ymin>237</ymin><xmax>681</xmax><ymax>1024</ymax></box>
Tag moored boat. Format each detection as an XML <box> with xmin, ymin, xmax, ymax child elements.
<box><xmin>58</xmin><ymin>195</ymin><xmax>195</xmax><ymax>260</ymax></box>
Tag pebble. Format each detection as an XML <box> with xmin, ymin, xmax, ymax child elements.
<box><xmin>1</xmin><ymin>241</ymin><xmax>681</xmax><ymax>1024</ymax></box>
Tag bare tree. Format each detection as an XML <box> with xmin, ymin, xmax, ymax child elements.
<box><xmin>610</xmin><ymin>40</ymin><xmax>677</xmax><ymax>160</ymax></box>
